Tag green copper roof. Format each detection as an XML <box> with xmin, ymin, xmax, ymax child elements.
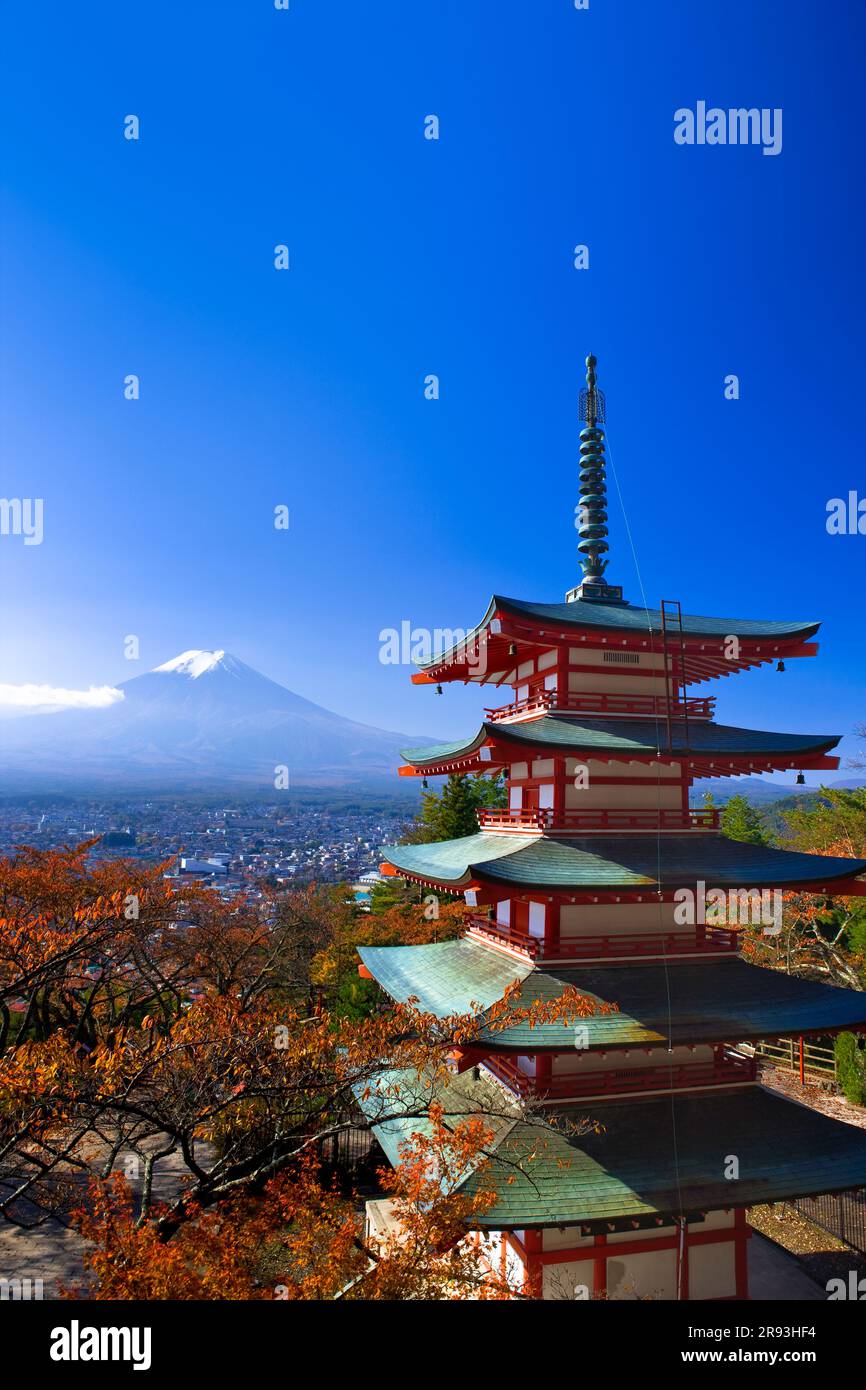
<box><xmin>359</xmin><ymin>938</ymin><xmax>532</xmax><ymax>1018</ymax></box>
<box><xmin>382</xmin><ymin>831</ymin><xmax>866</xmax><ymax>891</ymax></box>
<box><xmin>358</xmin><ymin>938</ymin><xmax>866</xmax><ymax>1049</ymax></box>
<box><xmin>496</xmin><ymin>595</ymin><xmax>820</xmax><ymax>640</ymax></box>
<box><xmin>355</xmin><ymin>1070</ymin><xmax>866</xmax><ymax>1227</ymax></box>
<box><xmin>419</xmin><ymin>594</ymin><xmax>819</xmax><ymax>671</ymax></box>
<box><xmin>400</xmin><ymin>717</ymin><xmax>839</xmax><ymax>766</ymax></box>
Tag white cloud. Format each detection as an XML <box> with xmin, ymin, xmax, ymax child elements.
<box><xmin>0</xmin><ymin>683</ymin><xmax>124</xmax><ymax>712</ymax></box>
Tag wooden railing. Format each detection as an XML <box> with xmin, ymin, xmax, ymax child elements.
<box><xmin>484</xmin><ymin>689</ymin><xmax>715</xmax><ymax>723</ymax></box>
<box><xmin>476</xmin><ymin>807</ymin><xmax>550</xmax><ymax>831</ymax></box>
<box><xmin>484</xmin><ymin>691</ymin><xmax>554</xmax><ymax>721</ymax></box>
<box><xmin>755</xmin><ymin>1037</ymin><xmax>837</xmax><ymax>1082</ymax></box>
<box><xmin>555</xmin><ymin>691</ymin><xmax>715</xmax><ymax>720</ymax></box>
<box><xmin>465</xmin><ymin>915</ymin><xmax>739</xmax><ymax>961</ymax></box>
<box><xmin>466</xmin><ymin>916</ymin><xmax>542</xmax><ymax>956</ymax></box>
<box><xmin>483</xmin><ymin>1050</ymin><xmax>756</xmax><ymax>1102</ymax></box>
<box><xmin>476</xmin><ymin>806</ymin><xmax>720</xmax><ymax>833</ymax></box>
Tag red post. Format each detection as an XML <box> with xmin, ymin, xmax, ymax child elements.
<box><xmin>535</xmin><ymin>1052</ymin><xmax>552</xmax><ymax>1095</ymax></box>
<box><xmin>734</xmin><ymin>1209</ymin><xmax>749</xmax><ymax>1300</ymax></box>
<box><xmin>523</xmin><ymin>1230</ymin><xmax>543</xmax><ymax>1299</ymax></box>
<box><xmin>546</xmin><ymin>899</ymin><xmax>561</xmax><ymax>955</ymax></box>
<box><xmin>675</xmin><ymin>1218</ymin><xmax>690</xmax><ymax>1300</ymax></box>
<box><xmin>593</xmin><ymin>1234</ymin><xmax>607</xmax><ymax>1299</ymax></box>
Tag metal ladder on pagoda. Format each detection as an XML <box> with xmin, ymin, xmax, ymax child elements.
<box><xmin>660</xmin><ymin>599</ymin><xmax>690</xmax><ymax>754</ymax></box>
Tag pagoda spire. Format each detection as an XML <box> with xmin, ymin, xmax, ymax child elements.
<box><xmin>565</xmin><ymin>353</ymin><xmax>625</xmax><ymax>604</ymax></box>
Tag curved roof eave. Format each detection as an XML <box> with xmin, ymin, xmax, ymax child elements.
<box><xmin>415</xmin><ymin>594</ymin><xmax>822</xmax><ymax>672</ymax></box>
<box><xmin>400</xmin><ymin>718</ymin><xmax>841</xmax><ymax>766</ymax></box>
<box><xmin>382</xmin><ymin>832</ymin><xmax>866</xmax><ymax>891</ymax></box>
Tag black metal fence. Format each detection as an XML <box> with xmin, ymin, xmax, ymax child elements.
<box><xmin>789</xmin><ymin>1188</ymin><xmax>866</xmax><ymax>1257</ymax></box>
<box><xmin>317</xmin><ymin>1126</ymin><xmax>384</xmax><ymax>1192</ymax></box>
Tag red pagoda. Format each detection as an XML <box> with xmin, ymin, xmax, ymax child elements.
<box><xmin>357</xmin><ymin>356</ymin><xmax>866</xmax><ymax>1300</ymax></box>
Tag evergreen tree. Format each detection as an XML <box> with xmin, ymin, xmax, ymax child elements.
<box><xmin>720</xmin><ymin>794</ymin><xmax>770</xmax><ymax>845</ymax></box>
<box><xmin>401</xmin><ymin>773</ymin><xmax>506</xmax><ymax>844</ymax></box>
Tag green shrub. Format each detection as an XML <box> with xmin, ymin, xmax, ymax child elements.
<box><xmin>835</xmin><ymin>1032</ymin><xmax>866</xmax><ymax>1106</ymax></box>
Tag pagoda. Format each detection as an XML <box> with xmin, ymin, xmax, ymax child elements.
<box><xmin>357</xmin><ymin>356</ymin><xmax>866</xmax><ymax>1300</ymax></box>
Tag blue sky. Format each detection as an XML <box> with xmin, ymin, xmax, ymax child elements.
<box><xmin>2</xmin><ymin>0</ymin><xmax>864</xmax><ymax>773</ymax></box>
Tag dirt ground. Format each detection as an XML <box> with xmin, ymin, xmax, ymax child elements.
<box><xmin>758</xmin><ymin>1061</ymin><xmax>866</xmax><ymax>1129</ymax></box>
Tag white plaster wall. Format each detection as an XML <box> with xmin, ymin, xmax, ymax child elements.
<box><xmin>564</xmin><ymin>781</ymin><xmax>681</xmax><ymax>809</ymax></box>
<box><xmin>689</xmin><ymin>1242</ymin><xmax>736</xmax><ymax>1300</ymax></box>
<box><xmin>570</xmin><ymin>759</ymin><xmax>680</xmax><ymax>780</ymax></box>
<box><xmin>542</xmin><ymin>1259</ymin><xmax>594</xmax><ymax>1299</ymax></box>
<box><xmin>698</xmin><ymin>1211</ymin><xmax>735</xmax><ymax>1232</ymax></box>
<box><xmin>528</xmin><ymin>902</ymin><xmax>545</xmax><ymax>938</ymax></box>
<box><xmin>606</xmin><ymin>1247</ymin><xmax>678</xmax><ymax>1300</ymax></box>
<box><xmin>542</xmin><ymin>1226</ymin><xmax>594</xmax><ymax>1251</ymax></box>
<box><xmin>558</xmin><ymin>901</ymin><xmax>682</xmax><ymax>935</ymax></box>
<box><xmin>531</xmin><ymin>758</ymin><xmax>555</xmax><ymax>777</ymax></box>
<box><xmin>536</xmin><ymin>1214</ymin><xmax>738</xmax><ymax>1301</ymax></box>
<box><xmin>567</xmin><ymin>671</ymin><xmax>670</xmax><ymax>696</ymax></box>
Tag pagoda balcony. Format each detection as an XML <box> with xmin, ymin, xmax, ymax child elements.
<box><xmin>484</xmin><ymin>689</ymin><xmax>716</xmax><ymax>723</ymax></box>
<box><xmin>477</xmin><ymin>807</ymin><xmax>551</xmax><ymax>831</ymax></box>
<box><xmin>464</xmin><ymin>915</ymin><xmax>739</xmax><ymax>962</ymax></box>
<box><xmin>482</xmin><ymin>1049</ymin><xmax>757</xmax><ymax>1104</ymax></box>
<box><xmin>484</xmin><ymin>690</ymin><xmax>555</xmax><ymax>722</ymax></box>
<box><xmin>476</xmin><ymin>806</ymin><xmax>721</xmax><ymax>833</ymax></box>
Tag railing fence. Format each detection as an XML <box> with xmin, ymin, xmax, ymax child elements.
<box><xmin>755</xmin><ymin>1036</ymin><xmax>837</xmax><ymax>1082</ymax></box>
<box><xmin>787</xmin><ymin>1189</ymin><xmax>866</xmax><ymax>1257</ymax></box>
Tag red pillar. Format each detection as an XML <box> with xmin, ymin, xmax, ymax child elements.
<box><xmin>535</xmin><ymin>1052</ymin><xmax>552</xmax><ymax>1096</ymax></box>
<box><xmin>553</xmin><ymin>758</ymin><xmax>566</xmax><ymax>822</ymax></box>
<box><xmin>734</xmin><ymin>1209</ymin><xmax>749</xmax><ymax>1300</ymax></box>
<box><xmin>593</xmin><ymin>1234</ymin><xmax>607</xmax><ymax>1299</ymax></box>
<box><xmin>546</xmin><ymin>899</ymin><xmax>561</xmax><ymax>955</ymax></box>
<box><xmin>523</xmin><ymin>1229</ymin><xmax>543</xmax><ymax>1299</ymax></box>
<box><xmin>676</xmin><ymin>1218</ymin><xmax>690</xmax><ymax>1300</ymax></box>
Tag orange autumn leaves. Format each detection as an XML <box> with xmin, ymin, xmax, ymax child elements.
<box><xmin>1</xmin><ymin>844</ymin><xmax>606</xmax><ymax>1299</ymax></box>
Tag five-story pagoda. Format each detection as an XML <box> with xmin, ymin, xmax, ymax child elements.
<box><xmin>357</xmin><ymin>357</ymin><xmax>866</xmax><ymax>1300</ymax></box>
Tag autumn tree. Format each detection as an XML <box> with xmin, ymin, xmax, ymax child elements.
<box><xmin>0</xmin><ymin>843</ymin><xmax>612</xmax><ymax>1298</ymax></box>
<box><xmin>741</xmin><ymin>787</ymin><xmax>866</xmax><ymax>987</ymax></box>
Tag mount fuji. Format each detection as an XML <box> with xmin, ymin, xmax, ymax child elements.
<box><xmin>0</xmin><ymin>650</ymin><xmax>433</xmax><ymax>793</ymax></box>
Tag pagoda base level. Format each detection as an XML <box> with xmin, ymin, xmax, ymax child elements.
<box><xmin>364</xmin><ymin>1200</ymin><xmax>751</xmax><ymax>1299</ymax></box>
<box><xmin>492</xmin><ymin>1208</ymin><xmax>750</xmax><ymax>1300</ymax></box>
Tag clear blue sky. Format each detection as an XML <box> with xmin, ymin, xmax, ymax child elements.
<box><xmin>2</xmin><ymin>0</ymin><xmax>864</xmax><ymax>771</ymax></box>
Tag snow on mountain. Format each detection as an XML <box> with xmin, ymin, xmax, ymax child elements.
<box><xmin>153</xmin><ymin>650</ymin><xmax>230</xmax><ymax>678</ymax></box>
<box><xmin>0</xmin><ymin>650</ymin><xmax>432</xmax><ymax>792</ymax></box>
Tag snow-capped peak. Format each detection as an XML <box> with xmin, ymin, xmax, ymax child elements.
<box><xmin>153</xmin><ymin>650</ymin><xmax>229</xmax><ymax>679</ymax></box>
